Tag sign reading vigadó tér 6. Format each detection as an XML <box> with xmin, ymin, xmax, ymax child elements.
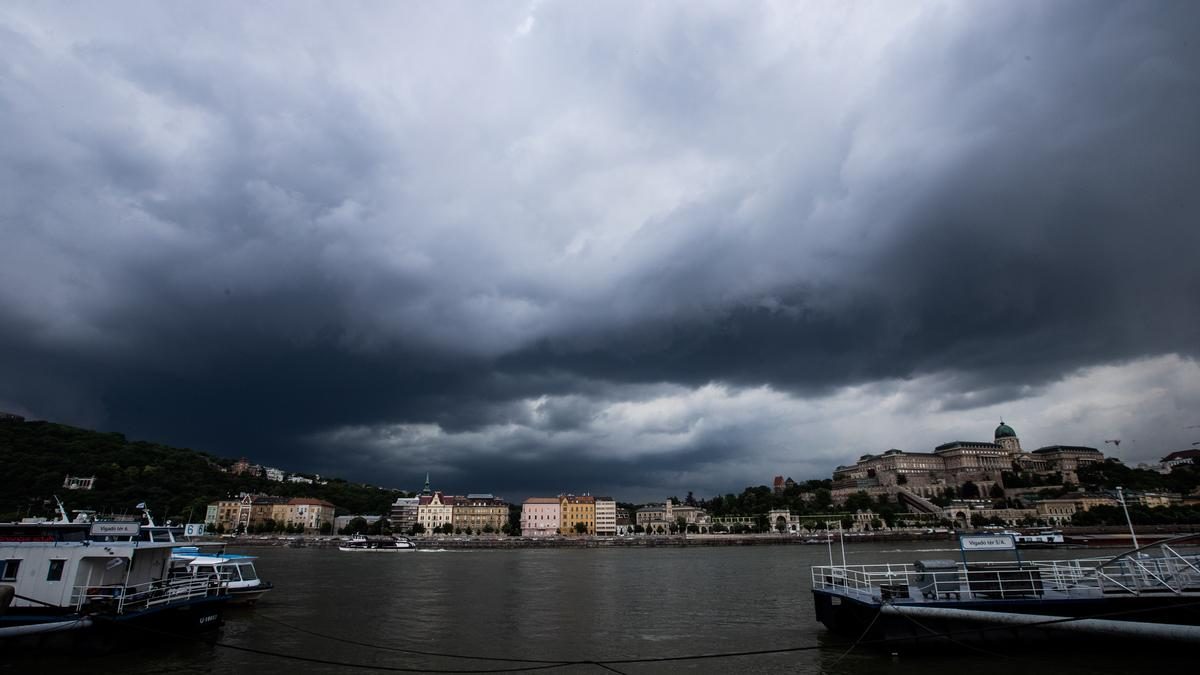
<box><xmin>89</xmin><ymin>521</ymin><xmax>141</xmax><ymax>536</ymax></box>
<box><xmin>959</xmin><ymin>534</ymin><xmax>1016</xmax><ymax>551</ymax></box>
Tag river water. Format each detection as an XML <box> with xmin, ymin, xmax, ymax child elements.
<box><xmin>6</xmin><ymin>541</ymin><xmax>1195</xmax><ymax>674</ymax></box>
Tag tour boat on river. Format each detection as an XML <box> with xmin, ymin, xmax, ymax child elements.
<box><xmin>810</xmin><ymin>532</ymin><xmax>1200</xmax><ymax>648</ymax></box>
<box><xmin>0</xmin><ymin>505</ymin><xmax>228</xmax><ymax>648</ymax></box>
<box><xmin>338</xmin><ymin>534</ymin><xmax>417</xmax><ymax>551</ymax></box>
<box><xmin>999</xmin><ymin>528</ymin><xmax>1067</xmax><ymax>548</ymax></box>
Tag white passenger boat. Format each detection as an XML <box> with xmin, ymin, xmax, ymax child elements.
<box><xmin>170</xmin><ymin>548</ymin><xmax>273</xmax><ymax>605</ymax></box>
<box><xmin>338</xmin><ymin>534</ymin><xmax>416</xmax><ymax>551</ymax></box>
<box><xmin>1000</xmin><ymin>528</ymin><xmax>1066</xmax><ymax>548</ymax></box>
<box><xmin>0</xmin><ymin>502</ymin><xmax>229</xmax><ymax>648</ymax></box>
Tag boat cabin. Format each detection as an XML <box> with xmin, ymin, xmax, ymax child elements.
<box><xmin>0</xmin><ymin>520</ymin><xmax>218</xmax><ymax>613</ymax></box>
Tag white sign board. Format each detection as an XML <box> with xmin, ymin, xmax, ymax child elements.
<box><xmin>184</xmin><ymin>523</ymin><xmax>207</xmax><ymax>537</ymax></box>
<box><xmin>959</xmin><ymin>534</ymin><xmax>1016</xmax><ymax>551</ymax></box>
<box><xmin>90</xmin><ymin>521</ymin><xmax>141</xmax><ymax>536</ymax></box>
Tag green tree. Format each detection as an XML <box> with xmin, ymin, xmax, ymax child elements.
<box><xmin>844</xmin><ymin>491</ymin><xmax>875</xmax><ymax>512</ymax></box>
<box><xmin>573</xmin><ymin>521</ymin><xmax>588</xmax><ymax>535</ymax></box>
<box><xmin>813</xmin><ymin>489</ymin><xmax>832</xmax><ymax>510</ymax></box>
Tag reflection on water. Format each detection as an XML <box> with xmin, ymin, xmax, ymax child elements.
<box><xmin>4</xmin><ymin>541</ymin><xmax>1194</xmax><ymax>674</ymax></box>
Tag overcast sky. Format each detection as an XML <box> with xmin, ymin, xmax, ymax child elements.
<box><xmin>2</xmin><ymin>2</ymin><xmax>1198</xmax><ymax>502</ymax></box>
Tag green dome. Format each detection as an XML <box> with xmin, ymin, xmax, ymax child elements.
<box><xmin>995</xmin><ymin>422</ymin><xmax>1017</xmax><ymax>439</ymax></box>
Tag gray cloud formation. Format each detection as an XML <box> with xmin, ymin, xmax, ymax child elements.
<box><xmin>1</xmin><ymin>2</ymin><xmax>1197</xmax><ymax>500</ymax></box>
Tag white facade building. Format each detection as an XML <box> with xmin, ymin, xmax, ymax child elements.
<box><xmin>418</xmin><ymin>492</ymin><xmax>456</xmax><ymax>532</ymax></box>
<box><xmin>594</xmin><ymin>498</ymin><xmax>617</xmax><ymax>536</ymax></box>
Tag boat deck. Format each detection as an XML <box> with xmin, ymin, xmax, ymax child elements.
<box><xmin>813</xmin><ymin>546</ymin><xmax>1200</xmax><ymax>606</ymax></box>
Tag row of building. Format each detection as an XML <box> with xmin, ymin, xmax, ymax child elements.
<box><xmin>205</xmin><ymin>494</ymin><xmax>337</xmax><ymax>532</ymax></box>
<box><xmin>388</xmin><ymin>477</ymin><xmax>728</xmax><ymax>537</ymax></box>
<box><xmin>389</xmin><ymin>488</ymin><xmax>512</xmax><ymax>534</ymax></box>
<box><xmin>227</xmin><ymin>457</ymin><xmax>323</xmax><ymax>485</ymax></box>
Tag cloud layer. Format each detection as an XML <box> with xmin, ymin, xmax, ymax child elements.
<box><xmin>1</xmin><ymin>2</ymin><xmax>1197</xmax><ymax>500</ymax></box>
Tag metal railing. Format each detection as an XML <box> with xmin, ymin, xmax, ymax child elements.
<box><xmin>71</xmin><ymin>574</ymin><xmax>227</xmax><ymax>614</ymax></box>
<box><xmin>812</xmin><ymin>550</ymin><xmax>1200</xmax><ymax>603</ymax></box>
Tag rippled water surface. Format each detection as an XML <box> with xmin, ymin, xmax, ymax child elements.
<box><xmin>5</xmin><ymin>541</ymin><xmax>1195</xmax><ymax>674</ymax></box>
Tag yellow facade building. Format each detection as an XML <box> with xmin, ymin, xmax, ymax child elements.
<box><xmin>559</xmin><ymin>495</ymin><xmax>596</xmax><ymax>535</ymax></box>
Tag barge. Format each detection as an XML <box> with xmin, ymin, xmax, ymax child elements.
<box><xmin>812</xmin><ymin>532</ymin><xmax>1200</xmax><ymax>648</ymax></box>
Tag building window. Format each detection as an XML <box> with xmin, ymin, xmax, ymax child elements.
<box><xmin>47</xmin><ymin>559</ymin><xmax>66</xmax><ymax>581</ymax></box>
<box><xmin>1</xmin><ymin>559</ymin><xmax>20</xmax><ymax>581</ymax></box>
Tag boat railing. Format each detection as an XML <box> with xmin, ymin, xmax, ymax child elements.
<box><xmin>812</xmin><ymin>552</ymin><xmax>1200</xmax><ymax>602</ymax></box>
<box><xmin>71</xmin><ymin>574</ymin><xmax>227</xmax><ymax>614</ymax></box>
<box><xmin>1092</xmin><ymin>551</ymin><xmax>1200</xmax><ymax>595</ymax></box>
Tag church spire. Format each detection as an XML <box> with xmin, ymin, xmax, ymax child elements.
<box><xmin>421</xmin><ymin>473</ymin><xmax>432</xmax><ymax>496</ymax></box>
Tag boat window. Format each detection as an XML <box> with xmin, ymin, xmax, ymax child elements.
<box><xmin>238</xmin><ymin>564</ymin><xmax>258</xmax><ymax>581</ymax></box>
<box><xmin>47</xmin><ymin>559</ymin><xmax>66</xmax><ymax>581</ymax></box>
<box><xmin>220</xmin><ymin>564</ymin><xmax>242</xmax><ymax>581</ymax></box>
<box><xmin>1</xmin><ymin>559</ymin><xmax>19</xmax><ymax>581</ymax></box>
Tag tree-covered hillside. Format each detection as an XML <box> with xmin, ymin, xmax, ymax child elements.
<box><xmin>0</xmin><ymin>419</ymin><xmax>407</xmax><ymax>522</ymax></box>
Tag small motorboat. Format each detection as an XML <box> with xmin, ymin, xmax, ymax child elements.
<box><xmin>171</xmin><ymin>548</ymin><xmax>273</xmax><ymax>605</ymax></box>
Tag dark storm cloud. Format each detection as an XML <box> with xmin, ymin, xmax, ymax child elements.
<box><xmin>1</xmin><ymin>2</ymin><xmax>1198</xmax><ymax>498</ymax></box>
<box><xmin>504</xmin><ymin>1</ymin><xmax>1200</xmax><ymax>397</ymax></box>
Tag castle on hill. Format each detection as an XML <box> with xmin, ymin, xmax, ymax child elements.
<box><xmin>830</xmin><ymin>421</ymin><xmax>1104</xmax><ymax>504</ymax></box>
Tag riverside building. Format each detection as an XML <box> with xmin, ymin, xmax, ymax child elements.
<box><xmin>594</xmin><ymin>498</ymin><xmax>617</xmax><ymax>536</ymax></box>
<box><xmin>454</xmin><ymin>494</ymin><xmax>509</xmax><ymax>532</ymax></box>
<box><xmin>521</xmin><ymin>498</ymin><xmax>561</xmax><ymax>537</ymax></box>
<box><xmin>417</xmin><ymin>492</ymin><xmax>457</xmax><ymax>532</ymax></box>
<box><xmin>559</xmin><ymin>495</ymin><xmax>596</xmax><ymax>535</ymax></box>
<box><xmin>390</xmin><ymin>496</ymin><xmax>420</xmax><ymax>534</ymax></box>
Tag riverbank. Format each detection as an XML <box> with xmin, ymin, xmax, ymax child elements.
<box><xmin>215</xmin><ymin>531</ymin><xmax>951</xmax><ymax>549</ymax></box>
<box><xmin>203</xmin><ymin>523</ymin><xmax>1200</xmax><ymax>550</ymax></box>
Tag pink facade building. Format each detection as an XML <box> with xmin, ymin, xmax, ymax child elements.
<box><xmin>521</xmin><ymin>497</ymin><xmax>561</xmax><ymax>537</ymax></box>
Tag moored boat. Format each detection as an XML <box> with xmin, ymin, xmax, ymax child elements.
<box><xmin>170</xmin><ymin>548</ymin><xmax>273</xmax><ymax>605</ymax></box>
<box><xmin>811</xmin><ymin>532</ymin><xmax>1200</xmax><ymax>649</ymax></box>
<box><xmin>0</xmin><ymin>506</ymin><xmax>229</xmax><ymax>650</ymax></box>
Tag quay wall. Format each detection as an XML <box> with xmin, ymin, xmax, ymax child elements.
<box><xmin>207</xmin><ymin>524</ymin><xmax>1200</xmax><ymax>550</ymax></box>
<box><xmin>215</xmin><ymin>532</ymin><xmax>953</xmax><ymax>549</ymax></box>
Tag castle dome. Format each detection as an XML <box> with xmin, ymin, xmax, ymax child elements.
<box><xmin>995</xmin><ymin>421</ymin><xmax>1017</xmax><ymax>439</ymax></box>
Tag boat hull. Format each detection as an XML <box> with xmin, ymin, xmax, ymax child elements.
<box><xmin>0</xmin><ymin>594</ymin><xmax>227</xmax><ymax>652</ymax></box>
<box><xmin>337</xmin><ymin>546</ymin><xmax>416</xmax><ymax>552</ymax></box>
<box><xmin>227</xmin><ymin>581</ymin><xmax>273</xmax><ymax>605</ymax></box>
<box><xmin>813</xmin><ymin>589</ymin><xmax>1200</xmax><ymax>648</ymax></box>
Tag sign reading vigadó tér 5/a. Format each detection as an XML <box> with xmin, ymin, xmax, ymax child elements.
<box><xmin>958</xmin><ymin>534</ymin><xmax>1016</xmax><ymax>551</ymax></box>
